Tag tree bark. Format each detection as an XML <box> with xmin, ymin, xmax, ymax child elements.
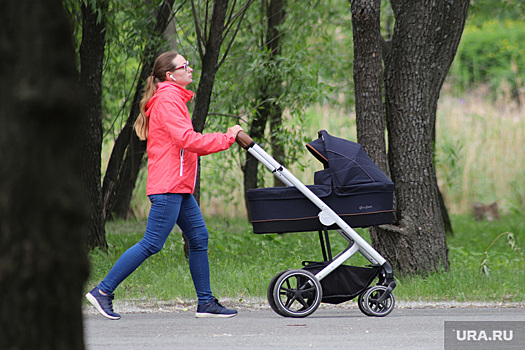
<box><xmin>375</xmin><ymin>0</ymin><xmax>468</xmax><ymax>274</ymax></box>
<box><xmin>350</xmin><ymin>0</ymin><xmax>395</xmax><ymax>272</ymax></box>
<box><xmin>267</xmin><ymin>0</ymin><xmax>286</xmax><ymax>187</ymax></box>
<box><xmin>244</xmin><ymin>109</ymin><xmax>269</xmax><ymax>218</ymax></box>
<box><xmin>80</xmin><ymin>0</ymin><xmax>108</xmax><ymax>249</ymax></box>
<box><xmin>192</xmin><ymin>0</ymin><xmax>230</xmax><ymax>204</ymax></box>
<box><xmin>243</xmin><ymin>0</ymin><xmax>286</xmax><ymax>213</ymax></box>
<box><xmin>351</xmin><ymin>0</ymin><xmax>468</xmax><ymax>274</ymax></box>
<box><xmin>0</xmin><ymin>0</ymin><xmax>90</xmax><ymax>348</ymax></box>
<box><xmin>350</xmin><ymin>0</ymin><xmax>388</xmax><ymax>175</ymax></box>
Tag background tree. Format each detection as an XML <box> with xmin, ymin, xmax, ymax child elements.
<box><xmin>351</xmin><ymin>0</ymin><xmax>470</xmax><ymax>274</ymax></box>
<box><xmin>79</xmin><ymin>0</ymin><xmax>109</xmax><ymax>249</ymax></box>
<box><xmin>204</xmin><ymin>0</ymin><xmax>347</xmax><ymax>216</ymax></box>
<box><xmin>243</xmin><ymin>0</ymin><xmax>287</xmax><ymax>216</ymax></box>
<box><xmin>0</xmin><ymin>0</ymin><xmax>89</xmax><ymax>348</ymax></box>
<box><xmin>102</xmin><ymin>0</ymin><xmax>254</xmax><ymax>222</ymax></box>
<box><xmin>190</xmin><ymin>0</ymin><xmax>255</xmax><ymax>203</ymax></box>
<box><xmin>102</xmin><ymin>0</ymin><xmax>178</xmax><ymax>221</ymax></box>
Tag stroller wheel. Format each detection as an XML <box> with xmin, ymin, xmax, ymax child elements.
<box><xmin>357</xmin><ymin>288</ymin><xmax>373</xmax><ymax>316</ymax></box>
<box><xmin>360</xmin><ymin>285</ymin><xmax>395</xmax><ymax>317</ymax></box>
<box><xmin>267</xmin><ymin>270</ymin><xmax>289</xmax><ymax>316</ymax></box>
<box><xmin>272</xmin><ymin>269</ymin><xmax>322</xmax><ymax>318</ymax></box>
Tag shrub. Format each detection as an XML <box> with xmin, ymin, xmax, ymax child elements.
<box><xmin>450</xmin><ymin>20</ymin><xmax>525</xmax><ymax>101</ymax></box>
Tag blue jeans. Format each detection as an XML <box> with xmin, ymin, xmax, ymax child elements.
<box><xmin>98</xmin><ymin>193</ymin><xmax>214</xmax><ymax>305</ymax></box>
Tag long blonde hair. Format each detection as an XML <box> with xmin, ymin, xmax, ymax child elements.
<box><xmin>134</xmin><ymin>51</ymin><xmax>179</xmax><ymax>140</ymax></box>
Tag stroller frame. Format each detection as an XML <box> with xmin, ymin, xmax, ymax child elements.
<box><xmin>237</xmin><ymin>132</ymin><xmax>396</xmax><ymax>318</ymax></box>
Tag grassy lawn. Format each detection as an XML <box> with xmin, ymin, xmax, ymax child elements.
<box><xmin>86</xmin><ymin>214</ymin><xmax>524</xmax><ymax>306</ymax></box>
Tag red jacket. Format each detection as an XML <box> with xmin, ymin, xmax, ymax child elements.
<box><xmin>145</xmin><ymin>82</ymin><xmax>235</xmax><ymax>195</ymax></box>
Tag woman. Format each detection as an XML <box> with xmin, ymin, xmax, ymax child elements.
<box><xmin>86</xmin><ymin>51</ymin><xmax>242</xmax><ymax>319</ymax></box>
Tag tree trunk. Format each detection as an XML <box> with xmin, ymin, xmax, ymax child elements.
<box><xmin>242</xmin><ymin>0</ymin><xmax>286</xmax><ymax>209</ymax></box>
<box><xmin>0</xmin><ymin>0</ymin><xmax>90</xmax><ymax>348</ymax></box>
<box><xmin>350</xmin><ymin>0</ymin><xmax>395</xmax><ymax>271</ymax></box>
<box><xmin>244</xmin><ymin>109</ymin><xmax>269</xmax><ymax>217</ymax></box>
<box><xmin>192</xmin><ymin>0</ymin><xmax>230</xmax><ymax>204</ymax></box>
<box><xmin>80</xmin><ymin>0</ymin><xmax>108</xmax><ymax>249</ymax></box>
<box><xmin>102</xmin><ymin>66</ymin><xmax>148</xmax><ymax>220</ymax></box>
<box><xmin>102</xmin><ymin>0</ymin><xmax>175</xmax><ymax>220</ymax></box>
<box><xmin>266</xmin><ymin>0</ymin><xmax>286</xmax><ymax>187</ymax></box>
<box><xmin>373</xmin><ymin>0</ymin><xmax>469</xmax><ymax>274</ymax></box>
<box><xmin>350</xmin><ymin>0</ymin><xmax>388</xmax><ymax>173</ymax></box>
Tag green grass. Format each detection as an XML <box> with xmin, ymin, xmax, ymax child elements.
<box><xmin>398</xmin><ymin>215</ymin><xmax>524</xmax><ymax>303</ymax></box>
<box><xmin>86</xmin><ymin>214</ymin><xmax>524</xmax><ymax>305</ymax></box>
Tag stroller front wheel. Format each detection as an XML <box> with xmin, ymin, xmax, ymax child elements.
<box><xmin>359</xmin><ymin>285</ymin><xmax>395</xmax><ymax>317</ymax></box>
<box><xmin>271</xmin><ymin>269</ymin><xmax>322</xmax><ymax>318</ymax></box>
<box><xmin>357</xmin><ymin>288</ymin><xmax>373</xmax><ymax>316</ymax></box>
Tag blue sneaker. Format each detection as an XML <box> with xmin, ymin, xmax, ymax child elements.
<box><xmin>196</xmin><ymin>298</ymin><xmax>237</xmax><ymax>318</ymax></box>
<box><xmin>86</xmin><ymin>286</ymin><xmax>121</xmax><ymax>320</ymax></box>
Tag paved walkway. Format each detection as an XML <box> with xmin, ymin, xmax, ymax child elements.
<box><xmin>84</xmin><ymin>304</ymin><xmax>525</xmax><ymax>350</ymax></box>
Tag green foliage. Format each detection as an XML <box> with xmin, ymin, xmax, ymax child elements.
<box><xmin>450</xmin><ymin>20</ymin><xmax>525</xmax><ymax>100</ymax></box>
<box><xmin>198</xmin><ymin>0</ymin><xmax>354</xmax><ymax>206</ymax></box>
<box><xmin>468</xmin><ymin>0</ymin><xmax>525</xmax><ymax>25</ymax></box>
<box><xmin>68</xmin><ymin>0</ymin><xmax>523</xmax><ymax>219</ymax></box>
<box><xmin>480</xmin><ymin>231</ymin><xmax>524</xmax><ymax>276</ymax></box>
<box><xmin>101</xmin><ymin>0</ymin><xmax>174</xmax><ymax>141</ymax></box>
<box><xmin>435</xmin><ymin>137</ymin><xmax>463</xmax><ymax>193</ymax></box>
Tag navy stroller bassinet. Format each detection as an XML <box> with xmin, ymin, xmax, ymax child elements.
<box><xmin>247</xmin><ymin>130</ymin><xmax>394</xmax><ymax>234</ymax></box>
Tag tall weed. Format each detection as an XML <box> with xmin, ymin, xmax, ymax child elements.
<box><xmin>435</xmin><ymin>91</ymin><xmax>524</xmax><ymax>214</ymax></box>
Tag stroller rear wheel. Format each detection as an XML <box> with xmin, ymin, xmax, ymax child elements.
<box><xmin>359</xmin><ymin>285</ymin><xmax>395</xmax><ymax>317</ymax></box>
<box><xmin>271</xmin><ymin>269</ymin><xmax>322</xmax><ymax>318</ymax></box>
<box><xmin>267</xmin><ymin>270</ymin><xmax>289</xmax><ymax>316</ymax></box>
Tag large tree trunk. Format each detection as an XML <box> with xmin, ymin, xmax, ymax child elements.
<box><xmin>102</xmin><ymin>0</ymin><xmax>176</xmax><ymax>220</ymax></box>
<box><xmin>350</xmin><ymin>0</ymin><xmax>388</xmax><ymax>175</ymax></box>
<box><xmin>350</xmin><ymin>0</ymin><xmax>396</xmax><ymax>272</ymax></box>
<box><xmin>80</xmin><ymin>0</ymin><xmax>108</xmax><ymax>249</ymax></box>
<box><xmin>373</xmin><ymin>0</ymin><xmax>469</xmax><ymax>274</ymax></box>
<box><xmin>0</xmin><ymin>0</ymin><xmax>90</xmax><ymax>348</ymax></box>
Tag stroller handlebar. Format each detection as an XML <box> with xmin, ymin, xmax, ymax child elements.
<box><xmin>235</xmin><ymin>131</ymin><xmax>254</xmax><ymax>149</ymax></box>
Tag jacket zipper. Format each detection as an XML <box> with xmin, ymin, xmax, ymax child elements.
<box><xmin>179</xmin><ymin>149</ymin><xmax>184</xmax><ymax>176</ymax></box>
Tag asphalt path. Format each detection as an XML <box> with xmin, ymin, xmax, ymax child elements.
<box><xmin>83</xmin><ymin>304</ymin><xmax>525</xmax><ymax>349</ymax></box>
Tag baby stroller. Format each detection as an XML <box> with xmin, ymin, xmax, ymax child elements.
<box><xmin>236</xmin><ymin>130</ymin><xmax>397</xmax><ymax>318</ymax></box>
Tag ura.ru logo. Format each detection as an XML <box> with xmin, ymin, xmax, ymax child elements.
<box><xmin>454</xmin><ymin>329</ymin><xmax>513</xmax><ymax>342</ymax></box>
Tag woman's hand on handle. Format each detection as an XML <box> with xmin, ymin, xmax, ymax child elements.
<box><xmin>227</xmin><ymin>125</ymin><xmax>243</xmax><ymax>139</ymax></box>
<box><xmin>234</xmin><ymin>130</ymin><xmax>254</xmax><ymax>149</ymax></box>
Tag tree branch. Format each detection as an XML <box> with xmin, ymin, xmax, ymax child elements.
<box><xmin>191</xmin><ymin>0</ymin><xmax>205</xmax><ymax>59</ymax></box>
<box><xmin>217</xmin><ymin>0</ymin><xmax>255</xmax><ymax>69</ymax></box>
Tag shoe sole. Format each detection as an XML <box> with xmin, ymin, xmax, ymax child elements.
<box><xmin>195</xmin><ymin>312</ymin><xmax>237</xmax><ymax>318</ymax></box>
<box><xmin>85</xmin><ymin>293</ymin><xmax>121</xmax><ymax>320</ymax></box>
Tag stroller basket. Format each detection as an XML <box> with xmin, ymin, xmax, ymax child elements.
<box><xmin>302</xmin><ymin>261</ymin><xmax>380</xmax><ymax>304</ymax></box>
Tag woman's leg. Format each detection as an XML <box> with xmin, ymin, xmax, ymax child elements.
<box><xmin>98</xmin><ymin>194</ymin><xmax>182</xmax><ymax>293</ymax></box>
<box><xmin>176</xmin><ymin>194</ymin><xmax>214</xmax><ymax>305</ymax></box>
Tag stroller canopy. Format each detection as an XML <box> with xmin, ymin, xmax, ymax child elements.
<box><xmin>306</xmin><ymin>130</ymin><xmax>393</xmax><ymax>188</ymax></box>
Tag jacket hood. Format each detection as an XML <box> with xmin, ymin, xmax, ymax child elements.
<box><xmin>145</xmin><ymin>81</ymin><xmax>195</xmax><ymax>117</ymax></box>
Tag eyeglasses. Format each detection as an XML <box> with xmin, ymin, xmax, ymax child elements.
<box><xmin>174</xmin><ymin>61</ymin><xmax>191</xmax><ymax>72</ymax></box>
